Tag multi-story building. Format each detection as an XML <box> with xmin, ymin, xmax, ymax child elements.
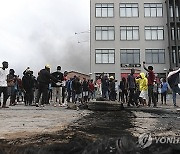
<box><xmin>90</xmin><ymin>0</ymin><xmax>180</xmax><ymax>82</ymax></box>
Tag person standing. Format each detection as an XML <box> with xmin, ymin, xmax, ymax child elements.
<box><xmin>0</xmin><ymin>61</ymin><xmax>9</xmax><ymax>108</ymax></box>
<box><xmin>127</xmin><ymin>69</ymin><xmax>138</xmax><ymax>106</ymax></box>
<box><xmin>22</xmin><ymin>70</ymin><xmax>35</xmax><ymax>106</ymax></box>
<box><xmin>119</xmin><ymin>77</ymin><xmax>128</xmax><ymax>103</ymax></box>
<box><xmin>101</xmin><ymin>74</ymin><xmax>109</xmax><ymax>100</ymax></box>
<box><xmin>143</xmin><ymin>62</ymin><xmax>156</xmax><ymax>107</ymax></box>
<box><xmin>74</xmin><ymin>77</ymin><xmax>82</xmax><ymax>110</ymax></box>
<box><xmin>7</xmin><ymin>69</ymin><xmax>18</xmax><ymax>106</ymax></box>
<box><xmin>51</xmin><ymin>66</ymin><xmax>64</xmax><ymax>107</ymax></box>
<box><xmin>136</xmin><ymin>73</ymin><xmax>148</xmax><ymax>106</ymax></box>
<box><xmin>82</xmin><ymin>78</ymin><xmax>89</xmax><ymax>103</ymax></box>
<box><xmin>160</xmin><ymin>78</ymin><xmax>168</xmax><ymax>105</ymax></box>
<box><xmin>167</xmin><ymin>68</ymin><xmax>180</xmax><ymax>107</ymax></box>
<box><xmin>88</xmin><ymin>79</ymin><xmax>95</xmax><ymax>100</ymax></box>
<box><xmin>61</xmin><ymin>71</ymin><xmax>68</xmax><ymax>106</ymax></box>
<box><xmin>109</xmin><ymin>76</ymin><xmax>116</xmax><ymax>101</ymax></box>
<box><xmin>36</xmin><ymin>65</ymin><xmax>59</xmax><ymax>107</ymax></box>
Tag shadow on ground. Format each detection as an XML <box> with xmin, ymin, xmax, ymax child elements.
<box><xmin>0</xmin><ymin>110</ymin><xmax>180</xmax><ymax>154</ymax></box>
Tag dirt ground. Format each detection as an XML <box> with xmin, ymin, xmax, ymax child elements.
<box><xmin>0</xmin><ymin>97</ymin><xmax>180</xmax><ymax>154</ymax></box>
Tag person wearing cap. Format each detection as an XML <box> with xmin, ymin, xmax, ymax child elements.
<box><xmin>0</xmin><ymin>61</ymin><xmax>9</xmax><ymax>108</ymax></box>
<box><xmin>35</xmin><ymin>65</ymin><xmax>59</xmax><ymax>107</ymax></box>
<box><xmin>51</xmin><ymin>66</ymin><xmax>64</xmax><ymax>107</ymax></box>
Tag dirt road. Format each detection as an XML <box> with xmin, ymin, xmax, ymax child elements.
<box><xmin>0</xmin><ymin>96</ymin><xmax>179</xmax><ymax>154</ymax></box>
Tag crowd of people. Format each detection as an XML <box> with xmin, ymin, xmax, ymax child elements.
<box><xmin>0</xmin><ymin>61</ymin><xmax>97</xmax><ymax>110</ymax></box>
<box><xmin>0</xmin><ymin>61</ymin><xmax>179</xmax><ymax>109</ymax></box>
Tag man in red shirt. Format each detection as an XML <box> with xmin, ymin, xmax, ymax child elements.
<box><xmin>143</xmin><ymin>62</ymin><xmax>156</xmax><ymax>107</ymax></box>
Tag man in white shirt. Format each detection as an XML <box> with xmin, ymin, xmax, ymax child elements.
<box><xmin>0</xmin><ymin>61</ymin><xmax>9</xmax><ymax>108</ymax></box>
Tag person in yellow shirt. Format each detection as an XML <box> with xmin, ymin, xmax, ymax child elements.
<box><xmin>136</xmin><ymin>72</ymin><xmax>148</xmax><ymax>106</ymax></box>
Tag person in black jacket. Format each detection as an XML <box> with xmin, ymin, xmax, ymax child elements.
<box><xmin>119</xmin><ymin>77</ymin><xmax>128</xmax><ymax>103</ymax></box>
<box><xmin>167</xmin><ymin>68</ymin><xmax>180</xmax><ymax>107</ymax></box>
<box><xmin>22</xmin><ymin>70</ymin><xmax>35</xmax><ymax>106</ymax></box>
<box><xmin>35</xmin><ymin>65</ymin><xmax>59</xmax><ymax>107</ymax></box>
<box><xmin>109</xmin><ymin>76</ymin><xmax>116</xmax><ymax>101</ymax></box>
<box><xmin>82</xmin><ymin>78</ymin><xmax>89</xmax><ymax>103</ymax></box>
<box><xmin>74</xmin><ymin>77</ymin><xmax>82</xmax><ymax>110</ymax></box>
<box><xmin>51</xmin><ymin>66</ymin><xmax>64</xmax><ymax>107</ymax></box>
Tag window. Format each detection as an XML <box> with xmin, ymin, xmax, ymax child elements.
<box><xmin>145</xmin><ymin>26</ymin><xmax>164</xmax><ymax>40</ymax></box>
<box><xmin>172</xmin><ymin>48</ymin><xmax>180</xmax><ymax>63</ymax></box>
<box><xmin>144</xmin><ymin>3</ymin><xmax>163</xmax><ymax>17</ymax></box>
<box><xmin>171</xmin><ymin>27</ymin><xmax>175</xmax><ymax>40</ymax></box>
<box><xmin>120</xmin><ymin>26</ymin><xmax>139</xmax><ymax>40</ymax></box>
<box><xmin>95</xmin><ymin>49</ymin><xmax>115</xmax><ymax>64</ymax></box>
<box><xmin>96</xmin><ymin>26</ymin><xmax>115</xmax><ymax>40</ymax></box>
<box><xmin>119</xmin><ymin>3</ymin><xmax>138</xmax><ymax>17</ymax></box>
<box><xmin>176</xmin><ymin>6</ymin><xmax>179</xmax><ymax>17</ymax></box>
<box><xmin>171</xmin><ymin>27</ymin><xmax>180</xmax><ymax>40</ymax></box>
<box><xmin>145</xmin><ymin>49</ymin><xmax>165</xmax><ymax>64</ymax></box>
<box><xmin>96</xmin><ymin>3</ymin><xmax>114</xmax><ymax>17</ymax></box>
<box><xmin>120</xmin><ymin>49</ymin><xmax>140</xmax><ymax>64</ymax></box>
<box><xmin>170</xmin><ymin>6</ymin><xmax>179</xmax><ymax>18</ymax></box>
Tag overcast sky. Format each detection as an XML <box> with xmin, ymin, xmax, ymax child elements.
<box><xmin>0</xmin><ymin>0</ymin><xmax>90</xmax><ymax>76</ymax></box>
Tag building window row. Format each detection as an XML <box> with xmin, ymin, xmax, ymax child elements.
<box><xmin>95</xmin><ymin>26</ymin><xmax>164</xmax><ymax>41</ymax></box>
<box><xmin>95</xmin><ymin>49</ymin><xmax>165</xmax><ymax>64</ymax></box>
<box><xmin>95</xmin><ymin>3</ymin><xmax>164</xmax><ymax>18</ymax></box>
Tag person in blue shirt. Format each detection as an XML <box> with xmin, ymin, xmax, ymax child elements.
<box><xmin>160</xmin><ymin>78</ymin><xmax>168</xmax><ymax>105</ymax></box>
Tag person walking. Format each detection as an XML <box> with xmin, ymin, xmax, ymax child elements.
<box><xmin>167</xmin><ymin>68</ymin><xmax>180</xmax><ymax>107</ymax></box>
<box><xmin>143</xmin><ymin>62</ymin><xmax>156</xmax><ymax>107</ymax></box>
<box><xmin>0</xmin><ymin>61</ymin><xmax>9</xmax><ymax>108</ymax></box>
